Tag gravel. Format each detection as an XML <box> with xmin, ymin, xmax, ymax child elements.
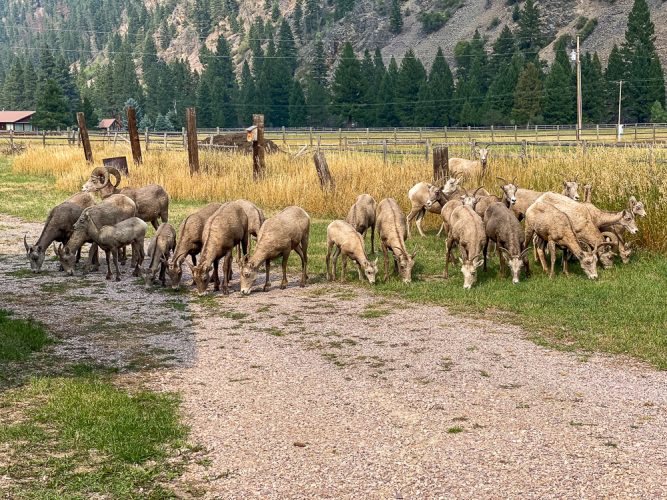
<box><xmin>2</xmin><ymin>213</ymin><xmax>666</xmax><ymax>498</ymax></box>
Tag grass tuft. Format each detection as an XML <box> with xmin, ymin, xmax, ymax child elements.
<box><xmin>0</xmin><ymin>309</ymin><xmax>50</xmax><ymax>362</ymax></box>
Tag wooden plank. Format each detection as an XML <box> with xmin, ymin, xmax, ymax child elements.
<box><xmin>433</xmin><ymin>146</ymin><xmax>449</xmax><ymax>183</ymax></box>
<box><xmin>186</xmin><ymin>107</ymin><xmax>199</xmax><ymax>174</ymax></box>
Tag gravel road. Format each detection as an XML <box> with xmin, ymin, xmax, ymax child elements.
<box><xmin>2</xmin><ymin>214</ymin><xmax>666</xmax><ymax>498</ymax></box>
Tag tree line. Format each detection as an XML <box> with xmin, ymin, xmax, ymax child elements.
<box><xmin>0</xmin><ymin>0</ymin><xmax>664</xmax><ymax>130</ymax></box>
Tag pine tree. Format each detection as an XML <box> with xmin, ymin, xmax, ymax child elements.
<box><xmin>122</xmin><ymin>98</ymin><xmax>144</xmax><ymax>128</ymax></box>
<box><xmin>389</xmin><ymin>0</ymin><xmax>403</xmax><ymax>35</ymax></box>
<box><xmin>543</xmin><ymin>42</ymin><xmax>575</xmax><ymax>124</ymax></box>
<box><xmin>517</xmin><ymin>0</ymin><xmax>544</xmax><ymax>63</ymax></box>
<box><xmin>238</xmin><ymin>60</ymin><xmax>256</xmax><ymax>125</ymax></box>
<box><xmin>293</xmin><ymin>0</ymin><xmax>304</xmax><ymax>40</ymax></box>
<box><xmin>288</xmin><ymin>80</ymin><xmax>307</xmax><ymax>126</ymax></box>
<box><xmin>278</xmin><ymin>19</ymin><xmax>298</xmax><ymax>76</ymax></box>
<box><xmin>113</xmin><ymin>41</ymin><xmax>143</xmax><ymax>109</ymax></box>
<box><xmin>489</xmin><ymin>26</ymin><xmax>517</xmax><ymax>75</ymax></box>
<box><xmin>2</xmin><ymin>58</ymin><xmax>25</xmax><ymax>109</ymax></box>
<box><xmin>396</xmin><ymin>49</ymin><xmax>427</xmax><ymax>126</ymax></box>
<box><xmin>312</xmin><ymin>38</ymin><xmax>327</xmax><ymax>85</ymax></box>
<box><xmin>305</xmin><ymin>77</ymin><xmax>329</xmax><ymax>126</ymax></box>
<box><xmin>81</xmin><ymin>95</ymin><xmax>99</xmax><ymax>128</ymax></box>
<box><xmin>23</xmin><ymin>60</ymin><xmax>38</xmax><ymax>109</ymax></box>
<box><xmin>605</xmin><ymin>44</ymin><xmax>625</xmax><ymax>122</ymax></box>
<box><xmin>138</xmin><ymin>114</ymin><xmax>153</xmax><ymax>130</ymax></box>
<box><xmin>621</xmin><ymin>0</ymin><xmax>665</xmax><ymax>122</ymax></box>
<box><xmin>359</xmin><ymin>49</ymin><xmax>377</xmax><ymax>125</ymax></box>
<box><xmin>485</xmin><ymin>54</ymin><xmax>523</xmax><ymax>125</ymax></box>
<box><xmin>331</xmin><ymin>42</ymin><xmax>363</xmax><ymax>126</ymax></box>
<box><xmin>427</xmin><ymin>47</ymin><xmax>455</xmax><ymax>126</ymax></box>
<box><xmin>271</xmin><ymin>2</ymin><xmax>281</xmax><ymax>22</ymax></box>
<box><xmin>377</xmin><ymin>57</ymin><xmax>400</xmax><ymax>127</ymax></box>
<box><xmin>335</xmin><ymin>0</ymin><xmax>355</xmax><ymax>20</ymax></box>
<box><xmin>197</xmin><ymin>37</ymin><xmax>239</xmax><ymax>127</ymax></box>
<box><xmin>154</xmin><ymin>113</ymin><xmax>175</xmax><ymax>131</ymax></box>
<box><xmin>304</xmin><ymin>0</ymin><xmax>321</xmax><ymax>34</ymax></box>
<box><xmin>512</xmin><ymin>62</ymin><xmax>543</xmax><ymax>124</ymax></box>
<box><xmin>34</xmin><ymin>79</ymin><xmax>71</xmax><ymax>130</ymax></box>
<box><xmin>454</xmin><ymin>32</ymin><xmax>488</xmax><ymax>125</ymax></box>
<box><xmin>582</xmin><ymin>53</ymin><xmax>605</xmax><ymax>124</ymax></box>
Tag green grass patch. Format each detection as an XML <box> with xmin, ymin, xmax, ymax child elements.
<box><xmin>0</xmin><ymin>309</ymin><xmax>50</xmax><ymax>362</ymax></box>
<box><xmin>447</xmin><ymin>426</ymin><xmax>464</xmax><ymax>434</ymax></box>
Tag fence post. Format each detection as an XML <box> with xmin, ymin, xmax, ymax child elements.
<box><xmin>186</xmin><ymin>107</ymin><xmax>200</xmax><ymax>175</ymax></box>
<box><xmin>113</xmin><ymin>132</ymin><xmax>118</xmax><ymax>147</ymax></box>
<box><xmin>309</xmin><ymin>127</ymin><xmax>313</xmax><ymax>147</ymax></box>
<box><xmin>145</xmin><ymin>128</ymin><xmax>150</xmax><ymax>151</ymax></box>
<box><xmin>313</xmin><ymin>151</ymin><xmax>335</xmax><ymax>191</ymax></box>
<box><xmin>383</xmin><ymin>139</ymin><xmax>388</xmax><ymax>164</ymax></box>
<box><xmin>163</xmin><ymin>132</ymin><xmax>167</xmax><ymax>151</ymax></box>
<box><xmin>394</xmin><ymin>128</ymin><xmax>397</xmax><ymax>143</ymax></box>
<box><xmin>514</xmin><ymin>125</ymin><xmax>518</xmax><ymax>142</ymax></box>
<box><xmin>76</xmin><ymin>112</ymin><xmax>93</xmax><ymax>164</ymax></box>
<box><xmin>366</xmin><ymin>127</ymin><xmax>370</xmax><ymax>141</ymax></box>
<box><xmin>521</xmin><ymin>140</ymin><xmax>527</xmax><ymax>165</ymax></box>
<box><xmin>126</xmin><ymin>107</ymin><xmax>142</xmax><ymax>165</ymax></box>
<box><xmin>419</xmin><ymin>127</ymin><xmax>423</xmax><ymax>140</ymax></box>
<box><xmin>534</xmin><ymin>124</ymin><xmax>538</xmax><ymax>142</ymax></box>
<box><xmin>557</xmin><ymin>125</ymin><xmax>560</xmax><ymax>144</ymax></box>
<box><xmin>338</xmin><ymin>128</ymin><xmax>342</xmax><ymax>151</ymax></box>
<box><xmin>252</xmin><ymin>114</ymin><xmax>266</xmax><ymax>180</ymax></box>
<box><xmin>42</xmin><ymin>130</ymin><xmax>46</xmax><ymax>148</ymax></box>
<box><xmin>216</xmin><ymin>127</ymin><xmax>220</xmax><ymax>135</ymax></box>
<box><xmin>433</xmin><ymin>146</ymin><xmax>448</xmax><ymax>182</ymax></box>
<box><xmin>634</xmin><ymin>123</ymin><xmax>638</xmax><ymax>141</ymax></box>
<box><xmin>653</xmin><ymin>123</ymin><xmax>656</xmax><ymax>145</ymax></box>
<box><xmin>596</xmin><ymin>124</ymin><xmax>600</xmax><ymax>142</ymax></box>
<box><xmin>9</xmin><ymin>130</ymin><xmax>14</xmax><ymax>150</ymax></box>
<box><xmin>467</xmin><ymin>125</ymin><xmax>472</xmax><ymax>142</ymax></box>
<box><xmin>282</xmin><ymin>126</ymin><xmax>286</xmax><ymax>145</ymax></box>
<box><xmin>444</xmin><ymin>126</ymin><xmax>448</xmax><ymax>141</ymax></box>
<box><xmin>490</xmin><ymin>125</ymin><xmax>494</xmax><ymax>143</ymax></box>
<box><xmin>425</xmin><ymin>138</ymin><xmax>430</xmax><ymax>162</ymax></box>
<box><xmin>182</xmin><ymin>127</ymin><xmax>186</xmax><ymax>148</ymax></box>
<box><xmin>470</xmin><ymin>140</ymin><xmax>476</xmax><ymax>158</ymax></box>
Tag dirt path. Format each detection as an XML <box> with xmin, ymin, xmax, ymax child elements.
<box><xmin>2</xmin><ymin>214</ymin><xmax>667</xmax><ymax>498</ymax></box>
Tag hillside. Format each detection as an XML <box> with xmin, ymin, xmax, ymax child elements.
<box><xmin>1</xmin><ymin>0</ymin><xmax>665</xmax><ymax>71</ymax></box>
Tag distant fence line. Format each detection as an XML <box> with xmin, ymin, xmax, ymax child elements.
<box><xmin>4</xmin><ymin>124</ymin><xmax>667</xmax><ymax>163</ymax></box>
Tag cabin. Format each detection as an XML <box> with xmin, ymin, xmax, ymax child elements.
<box><xmin>97</xmin><ymin>118</ymin><xmax>123</xmax><ymax>132</ymax></box>
<box><xmin>0</xmin><ymin>111</ymin><xmax>36</xmax><ymax>132</ymax></box>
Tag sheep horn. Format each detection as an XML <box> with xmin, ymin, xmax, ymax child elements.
<box><xmin>106</xmin><ymin>167</ymin><xmax>122</xmax><ymax>187</ymax></box>
<box><xmin>511</xmin><ymin>177</ymin><xmax>517</xmax><ymax>186</ymax></box>
<box><xmin>23</xmin><ymin>234</ymin><xmax>29</xmax><ymax>253</ymax></box>
<box><xmin>496</xmin><ymin>176</ymin><xmax>509</xmax><ymax>185</ymax></box>
<box><xmin>472</xmin><ymin>186</ymin><xmax>484</xmax><ymax>198</ymax></box>
<box><xmin>90</xmin><ymin>166</ymin><xmax>109</xmax><ymax>188</ymax></box>
<box><xmin>601</xmin><ymin>232</ymin><xmax>618</xmax><ymax>250</ymax></box>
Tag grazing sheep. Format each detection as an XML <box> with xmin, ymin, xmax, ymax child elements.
<box><xmin>345</xmin><ymin>194</ymin><xmax>376</xmax><ymax>253</ymax></box>
<box><xmin>443</xmin><ymin>205</ymin><xmax>486</xmax><ymax>289</ymax></box>
<box><xmin>190</xmin><ymin>202</ymin><xmax>248</xmax><ymax>295</ymax></box>
<box><xmin>142</xmin><ymin>223</ymin><xmax>177</xmax><ymax>289</ymax></box>
<box><xmin>167</xmin><ymin>203</ymin><xmax>223</xmax><ymax>289</ymax></box>
<box><xmin>56</xmin><ymin>194</ymin><xmax>137</xmax><ymax>275</ymax></box>
<box><xmin>326</xmin><ymin>220</ymin><xmax>378</xmax><ymax>284</ymax></box>
<box><xmin>82</xmin><ymin>166</ymin><xmax>169</xmax><ymax>229</ymax></box>
<box><xmin>524</xmin><ymin>199</ymin><xmax>600</xmax><ymax>279</ymax></box>
<box><xmin>239</xmin><ymin>206</ymin><xmax>310</xmax><ymax>295</ymax></box>
<box><xmin>74</xmin><ymin>213</ymin><xmax>147</xmax><ymax>281</ymax></box>
<box><xmin>537</xmin><ymin>192</ymin><xmax>617</xmax><ymax>269</ymax></box>
<box><xmin>483</xmin><ymin>202</ymin><xmax>531</xmax><ymax>284</ymax></box>
<box><xmin>448</xmin><ymin>148</ymin><xmax>490</xmax><ymax>183</ymax></box>
<box><xmin>474</xmin><ymin>194</ymin><xmax>501</xmax><ymax>218</ymax></box>
<box><xmin>376</xmin><ymin>198</ymin><xmax>417</xmax><ymax>283</ymax></box>
<box><xmin>407</xmin><ymin>177</ymin><xmax>462</xmax><ymax>237</ymax></box>
<box><xmin>439</xmin><ymin>187</ymin><xmax>485</xmax><ymax>237</ymax></box>
<box><xmin>511</xmin><ymin>180</ymin><xmax>580</xmax><ymax>220</ymax></box>
<box><xmin>583</xmin><ymin>196</ymin><xmax>641</xmax><ymax>265</ymax></box>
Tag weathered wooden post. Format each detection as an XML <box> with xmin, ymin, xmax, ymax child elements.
<box><xmin>490</xmin><ymin>125</ymin><xmax>495</xmax><ymax>143</ymax></box>
<box><xmin>186</xmin><ymin>107</ymin><xmax>199</xmax><ymax>175</ymax></box>
<box><xmin>9</xmin><ymin>130</ymin><xmax>14</xmax><ymax>151</ymax></box>
<box><xmin>514</xmin><ymin>125</ymin><xmax>518</xmax><ymax>142</ymax></box>
<box><xmin>282</xmin><ymin>126</ymin><xmax>286</xmax><ymax>145</ymax></box>
<box><xmin>309</xmin><ymin>126</ymin><xmax>313</xmax><ymax>147</ymax></box>
<box><xmin>76</xmin><ymin>112</ymin><xmax>94</xmax><ymax>164</ymax></box>
<box><xmin>251</xmin><ymin>114</ymin><xmax>266</xmax><ymax>180</ymax></box>
<box><xmin>433</xmin><ymin>146</ymin><xmax>449</xmax><ymax>183</ymax></box>
<box><xmin>145</xmin><ymin>128</ymin><xmax>150</xmax><ymax>151</ymax></box>
<box><xmin>425</xmin><ymin>138</ymin><xmax>430</xmax><ymax>162</ymax></box>
<box><xmin>313</xmin><ymin>150</ymin><xmax>335</xmax><ymax>191</ymax></box>
<box><xmin>42</xmin><ymin>130</ymin><xmax>46</xmax><ymax>148</ymax></box>
<box><xmin>126</xmin><ymin>107</ymin><xmax>142</xmax><ymax>165</ymax></box>
<box><xmin>163</xmin><ymin>132</ymin><xmax>167</xmax><ymax>151</ymax></box>
<box><xmin>382</xmin><ymin>139</ymin><xmax>388</xmax><ymax>164</ymax></box>
<box><xmin>444</xmin><ymin>126</ymin><xmax>448</xmax><ymax>141</ymax></box>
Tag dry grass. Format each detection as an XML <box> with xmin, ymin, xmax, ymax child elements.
<box><xmin>12</xmin><ymin>144</ymin><xmax>667</xmax><ymax>252</ymax></box>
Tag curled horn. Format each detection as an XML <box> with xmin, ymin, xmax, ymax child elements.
<box><xmin>90</xmin><ymin>166</ymin><xmax>109</xmax><ymax>188</ymax></box>
<box><xmin>411</xmin><ymin>244</ymin><xmax>419</xmax><ymax>258</ymax></box>
<box><xmin>472</xmin><ymin>186</ymin><xmax>484</xmax><ymax>198</ymax></box>
<box><xmin>106</xmin><ymin>167</ymin><xmax>122</xmax><ymax>188</ymax></box>
<box><xmin>496</xmin><ymin>176</ymin><xmax>509</xmax><ymax>185</ymax></box>
<box><xmin>24</xmin><ymin>234</ymin><xmax>29</xmax><ymax>253</ymax></box>
<box><xmin>511</xmin><ymin>177</ymin><xmax>517</xmax><ymax>186</ymax></box>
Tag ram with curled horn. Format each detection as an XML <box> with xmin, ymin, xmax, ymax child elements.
<box><xmin>406</xmin><ymin>175</ymin><xmax>465</xmax><ymax>238</ymax></box>
<box><xmin>82</xmin><ymin>166</ymin><xmax>170</xmax><ymax>229</ymax></box>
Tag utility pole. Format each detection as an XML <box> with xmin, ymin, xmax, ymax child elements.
<box><xmin>617</xmin><ymin>80</ymin><xmax>624</xmax><ymax>142</ymax></box>
<box><xmin>576</xmin><ymin>36</ymin><xmax>583</xmax><ymax>142</ymax></box>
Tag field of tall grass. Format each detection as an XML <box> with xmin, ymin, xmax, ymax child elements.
<box><xmin>12</xmin><ymin>144</ymin><xmax>667</xmax><ymax>252</ymax></box>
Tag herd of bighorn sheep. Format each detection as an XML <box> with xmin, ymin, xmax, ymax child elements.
<box><xmin>24</xmin><ymin>154</ymin><xmax>645</xmax><ymax>292</ymax></box>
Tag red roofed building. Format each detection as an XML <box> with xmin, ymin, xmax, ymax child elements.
<box><xmin>0</xmin><ymin>111</ymin><xmax>36</xmax><ymax>132</ymax></box>
<box><xmin>98</xmin><ymin>118</ymin><xmax>123</xmax><ymax>131</ymax></box>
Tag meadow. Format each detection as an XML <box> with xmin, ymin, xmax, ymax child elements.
<box><xmin>2</xmin><ymin>146</ymin><xmax>666</xmax><ymax>368</ymax></box>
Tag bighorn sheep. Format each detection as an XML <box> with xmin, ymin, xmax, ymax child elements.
<box><xmin>326</xmin><ymin>220</ymin><xmax>378</xmax><ymax>284</ymax></box>
<box><xmin>524</xmin><ymin>199</ymin><xmax>599</xmax><ymax>279</ymax></box>
<box><xmin>56</xmin><ymin>194</ymin><xmax>137</xmax><ymax>275</ymax></box>
<box><xmin>511</xmin><ymin>180</ymin><xmax>580</xmax><ymax>220</ymax></box>
<box><xmin>583</xmin><ymin>196</ymin><xmax>641</xmax><ymax>264</ymax></box>
<box><xmin>167</xmin><ymin>202</ymin><xmax>223</xmax><ymax>289</ymax></box>
<box><xmin>240</xmin><ymin>206</ymin><xmax>310</xmax><ymax>295</ymax></box>
<box><xmin>407</xmin><ymin>177</ymin><xmax>463</xmax><ymax>237</ymax></box>
<box><xmin>142</xmin><ymin>223</ymin><xmax>176</xmax><ymax>289</ymax></box>
<box><xmin>82</xmin><ymin>166</ymin><xmax>169</xmax><ymax>229</ymax></box>
<box><xmin>536</xmin><ymin>192</ymin><xmax>617</xmax><ymax>269</ymax></box>
<box><xmin>443</xmin><ymin>205</ymin><xmax>486</xmax><ymax>289</ymax></box>
<box><xmin>376</xmin><ymin>198</ymin><xmax>417</xmax><ymax>283</ymax></box>
<box><xmin>448</xmin><ymin>147</ymin><xmax>490</xmax><ymax>183</ymax></box>
<box><xmin>439</xmin><ymin>187</ymin><xmax>485</xmax><ymax>237</ymax></box>
<box><xmin>73</xmin><ymin>212</ymin><xmax>147</xmax><ymax>281</ymax></box>
<box><xmin>345</xmin><ymin>194</ymin><xmax>376</xmax><ymax>253</ymax></box>
<box><xmin>190</xmin><ymin>202</ymin><xmax>249</xmax><ymax>295</ymax></box>
<box><xmin>483</xmin><ymin>202</ymin><xmax>530</xmax><ymax>284</ymax></box>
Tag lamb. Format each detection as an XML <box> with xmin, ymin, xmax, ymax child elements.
<box><xmin>326</xmin><ymin>220</ymin><xmax>378</xmax><ymax>284</ymax></box>
<box><xmin>24</xmin><ymin>192</ymin><xmax>97</xmax><ymax>272</ymax></box>
<box><xmin>524</xmin><ymin>199</ymin><xmax>599</xmax><ymax>279</ymax></box>
<box><xmin>73</xmin><ymin>212</ymin><xmax>147</xmax><ymax>281</ymax></box>
<box><xmin>536</xmin><ymin>192</ymin><xmax>617</xmax><ymax>269</ymax></box>
<box><xmin>167</xmin><ymin>203</ymin><xmax>223</xmax><ymax>289</ymax></box>
<box><xmin>82</xmin><ymin>166</ymin><xmax>169</xmax><ymax>229</ymax></box>
<box><xmin>407</xmin><ymin>176</ymin><xmax>462</xmax><ymax>237</ymax></box>
<box><xmin>376</xmin><ymin>198</ymin><xmax>417</xmax><ymax>283</ymax></box>
<box><xmin>483</xmin><ymin>202</ymin><xmax>531</xmax><ymax>284</ymax></box>
<box><xmin>240</xmin><ymin>206</ymin><xmax>310</xmax><ymax>295</ymax></box>
<box><xmin>56</xmin><ymin>194</ymin><xmax>137</xmax><ymax>275</ymax></box>
<box><xmin>511</xmin><ymin>180</ymin><xmax>580</xmax><ymax>220</ymax></box>
<box><xmin>443</xmin><ymin>205</ymin><xmax>486</xmax><ymax>288</ymax></box>
<box><xmin>142</xmin><ymin>223</ymin><xmax>176</xmax><ymax>289</ymax></box>
<box><xmin>439</xmin><ymin>187</ymin><xmax>484</xmax><ymax>237</ymax></box>
<box><xmin>448</xmin><ymin>147</ymin><xmax>490</xmax><ymax>183</ymax></box>
<box><xmin>345</xmin><ymin>194</ymin><xmax>376</xmax><ymax>253</ymax></box>
<box><xmin>190</xmin><ymin>202</ymin><xmax>248</xmax><ymax>295</ymax></box>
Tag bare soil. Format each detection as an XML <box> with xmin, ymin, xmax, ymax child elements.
<box><xmin>2</xmin><ymin>213</ymin><xmax>666</xmax><ymax>498</ymax></box>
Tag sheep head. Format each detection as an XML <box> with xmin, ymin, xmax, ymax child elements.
<box><xmin>477</xmin><ymin>147</ymin><xmax>489</xmax><ymax>167</ymax></box>
<box><xmin>628</xmin><ymin>196</ymin><xmax>646</xmax><ymax>218</ymax></box>
<box><xmin>188</xmin><ymin>261</ymin><xmax>213</xmax><ymax>295</ymax></box>
<box><xmin>397</xmin><ymin>247</ymin><xmax>417</xmax><ymax>284</ymax></box>
<box><xmin>497</xmin><ymin>177</ymin><xmax>518</xmax><ymax>206</ymax></box>
<box><xmin>167</xmin><ymin>259</ymin><xmax>183</xmax><ymax>289</ymax></box>
<box><xmin>82</xmin><ymin>166</ymin><xmax>121</xmax><ymax>194</ymax></box>
<box><xmin>619</xmin><ymin>210</ymin><xmax>638</xmax><ymax>234</ymax></box>
<box><xmin>576</xmin><ymin>241</ymin><xmax>599</xmax><ymax>279</ymax></box>
<box><xmin>55</xmin><ymin>243</ymin><xmax>76</xmax><ymax>276</ymax></box>
<box><xmin>499</xmin><ymin>246</ymin><xmax>530</xmax><ymax>285</ymax></box>
<box><xmin>362</xmin><ymin>258</ymin><xmax>379</xmax><ymax>285</ymax></box>
<box><xmin>562</xmin><ymin>180</ymin><xmax>580</xmax><ymax>201</ymax></box>
<box><xmin>24</xmin><ymin>235</ymin><xmax>46</xmax><ymax>273</ymax></box>
<box><xmin>460</xmin><ymin>255</ymin><xmax>484</xmax><ymax>289</ymax></box>
<box><xmin>239</xmin><ymin>255</ymin><xmax>258</xmax><ymax>295</ymax></box>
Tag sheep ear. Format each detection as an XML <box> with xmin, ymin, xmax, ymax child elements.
<box><xmin>520</xmin><ymin>246</ymin><xmax>531</xmax><ymax>259</ymax></box>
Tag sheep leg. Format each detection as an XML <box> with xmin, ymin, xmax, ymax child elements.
<box><xmin>341</xmin><ymin>254</ymin><xmax>348</xmax><ymax>282</ymax></box>
<box><xmin>280</xmin><ymin>251</ymin><xmax>290</xmax><ymax>289</ymax></box>
<box><xmin>562</xmin><ymin>250</ymin><xmax>570</xmax><ymax>276</ymax></box>
<box><xmin>444</xmin><ymin>237</ymin><xmax>454</xmax><ymax>279</ymax></box>
<box><xmin>151</xmin><ymin>219</ymin><xmax>159</xmax><ymax>230</ymax></box>
<box><xmin>212</xmin><ymin>259</ymin><xmax>220</xmax><ymax>291</ymax></box>
<box><xmin>356</xmin><ymin>261</ymin><xmax>363</xmax><ymax>281</ymax></box>
<box><xmin>325</xmin><ymin>241</ymin><xmax>334</xmax><ymax>281</ymax></box>
<box><xmin>104</xmin><ymin>249</ymin><xmax>112</xmax><ymax>280</ymax></box>
<box><xmin>328</xmin><ymin>244</ymin><xmax>338</xmax><ymax>281</ymax></box>
<box><xmin>112</xmin><ymin>248</ymin><xmax>121</xmax><ymax>282</ymax></box>
<box><xmin>263</xmin><ymin>259</ymin><xmax>271</xmax><ymax>291</ymax></box>
<box><xmin>222</xmin><ymin>251</ymin><xmax>231</xmax><ymax>295</ymax></box>
<box><xmin>382</xmin><ymin>241</ymin><xmax>390</xmax><ymax>281</ymax></box>
<box><xmin>370</xmin><ymin>223</ymin><xmax>375</xmax><ymax>254</ymax></box>
<box><xmin>406</xmin><ymin>207</ymin><xmax>423</xmax><ymax>238</ymax></box>
<box><xmin>548</xmin><ymin>240</ymin><xmax>557</xmax><ymax>279</ymax></box>
<box><xmin>483</xmin><ymin>239</ymin><xmax>490</xmax><ymax>272</ymax></box>
<box><xmin>436</xmin><ymin>222</ymin><xmax>445</xmax><ymax>238</ymax></box>
<box><xmin>293</xmin><ymin>244</ymin><xmax>307</xmax><ymax>287</ymax></box>
<box><xmin>415</xmin><ymin>211</ymin><xmax>427</xmax><ymax>238</ymax></box>
<box><xmin>120</xmin><ymin>245</ymin><xmax>127</xmax><ymax>266</ymax></box>
<box><xmin>90</xmin><ymin>243</ymin><xmax>100</xmax><ymax>271</ymax></box>
<box><xmin>300</xmin><ymin>231</ymin><xmax>309</xmax><ymax>282</ymax></box>
<box><xmin>159</xmin><ymin>261</ymin><xmax>167</xmax><ymax>287</ymax></box>
<box><xmin>524</xmin><ymin>255</ymin><xmax>531</xmax><ymax>277</ymax></box>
